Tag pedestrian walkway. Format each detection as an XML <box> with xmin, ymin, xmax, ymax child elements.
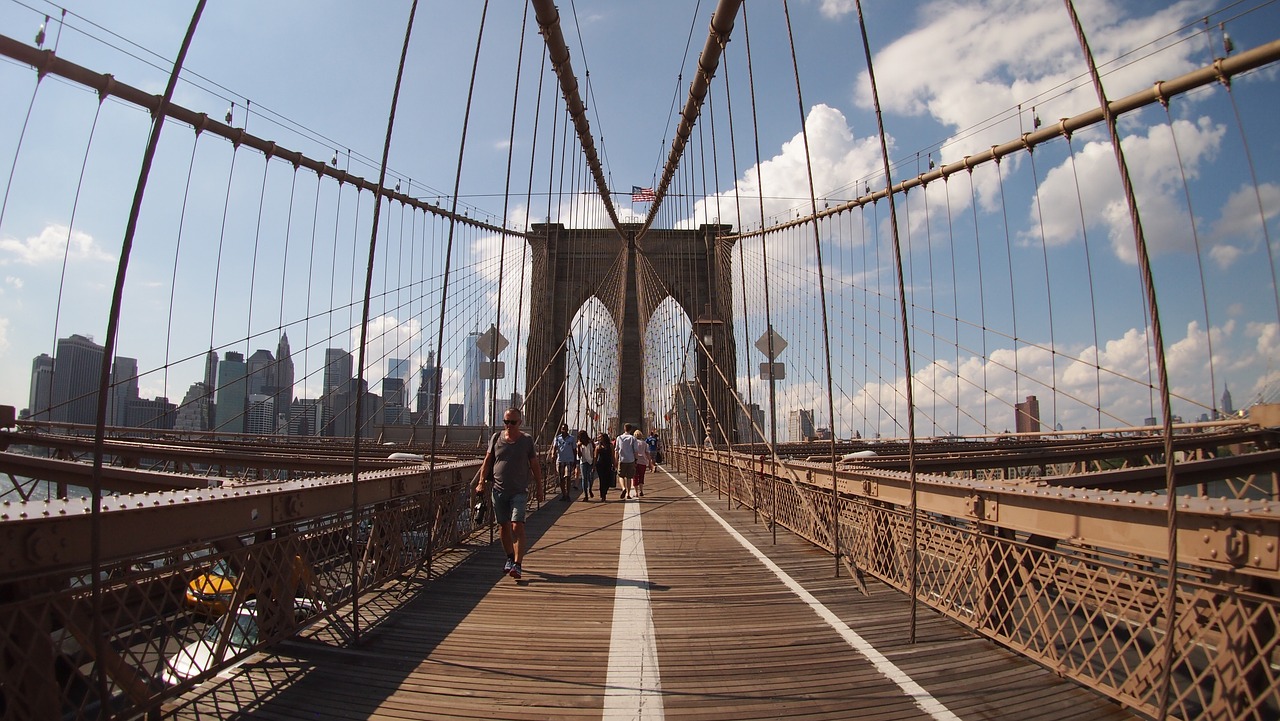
<box><xmin>165</xmin><ymin>465</ymin><xmax>1136</xmax><ymax>720</ymax></box>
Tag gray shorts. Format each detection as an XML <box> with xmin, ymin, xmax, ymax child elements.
<box><xmin>491</xmin><ymin>490</ymin><xmax>528</xmax><ymax>524</ymax></box>
<box><xmin>619</xmin><ymin>461</ymin><xmax>636</xmax><ymax>478</ymax></box>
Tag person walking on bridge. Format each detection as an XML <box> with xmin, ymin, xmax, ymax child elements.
<box><xmin>552</xmin><ymin>422</ymin><xmax>577</xmax><ymax>501</ymax></box>
<box><xmin>595</xmin><ymin>432</ymin><xmax>616</xmax><ymax>501</ymax></box>
<box><xmin>476</xmin><ymin>407</ymin><xmax>542</xmax><ymax>580</ymax></box>
<box><xmin>615</xmin><ymin>423</ymin><xmax>641</xmax><ymax>499</ymax></box>
<box><xmin>632</xmin><ymin>429</ymin><xmax>652</xmax><ymax>497</ymax></box>
<box><xmin>576</xmin><ymin>429</ymin><xmax>596</xmax><ymax>501</ymax></box>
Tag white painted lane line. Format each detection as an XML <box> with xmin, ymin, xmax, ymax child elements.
<box><xmin>604</xmin><ymin>498</ymin><xmax>665</xmax><ymax>720</ymax></box>
<box><xmin>663</xmin><ymin>468</ymin><xmax>963</xmax><ymax>721</ymax></box>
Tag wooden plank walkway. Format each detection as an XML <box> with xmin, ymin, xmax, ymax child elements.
<box><xmin>164</xmin><ymin>464</ymin><xmax>1137</xmax><ymax>720</ymax></box>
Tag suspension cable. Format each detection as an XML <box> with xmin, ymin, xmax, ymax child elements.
<box><xmin>1061</xmin><ymin>3</ymin><xmax>1179</xmax><ymax>717</ymax></box>
<box><xmin>851</xmin><ymin>0</ymin><xmax>919</xmax><ymax>640</ymax></box>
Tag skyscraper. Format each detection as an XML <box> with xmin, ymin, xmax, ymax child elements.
<box><xmin>381</xmin><ymin>376</ymin><xmax>406</xmax><ymax>425</ymax></box>
<box><xmin>245</xmin><ymin>349</ymin><xmax>275</xmax><ymax>397</ymax></box>
<box><xmin>27</xmin><ymin>353</ymin><xmax>53</xmax><ymax>421</ymax></box>
<box><xmin>273</xmin><ymin>333</ymin><xmax>295</xmax><ymax>428</ymax></box>
<box><xmin>1015</xmin><ymin>395</ymin><xmax>1041</xmax><ymax>434</ymax></box>
<box><xmin>125</xmin><ymin>397</ymin><xmax>175</xmax><ymax>429</ymax></box>
<box><xmin>324</xmin><ymin>348</ymin><xmax>352</xmax><ymax>397</ymax></box>
<box><xmin>204</xmin><ymin>350</ymin><xmax>218</xmax><ymax>391</ymax></box>
<box><xmin>386</xmin><ymin>356</ymin><xmax>407</xmax><ymax>409</ymax></box>
<box><xmin>415</xmin><ymin>352</ymin><xmax>441</xmax><ymax>424</ymax></box>
<box><xmin>788</xmin><ymin>409</ymin><xmax>815</xmax><ymax>442</ymax></box>
<box><xmin>323</xmin><ymin>348</ymin><xmax>353</xmax><ymax>434</ymax></box>
<box><xmin>202</xmin><ymin>349</ymin><xmax>219</xmax><ymax>425</ymax></box>
<box><xmin>289</xmin><ymin>398</ymin><xmax>324</xmax><ymax>436</ymax></box>
<box><xmin>110</xmin><ymin>356</ymin><xmax>139</xmax><ymax>428</ymax></box>
<box><xmin>173</xmin><ymin>381</ymin><xmax>212</xmax><ymax>431</ymax></box>
<box><xmin>464</xmin><ymin>330</ymin><xmax>484</xmax><ymax>425</ymax></box>
<box><xmin>245</xmin><ymin>394</ymin><xmax>275</xmax><ymax>435</ymax></box>
<box><xmin>51</xmin><ymin>334</ymin><xmax>104</xmax><ymax>427</ymax></box>
<box><xmin>214</xmin><ymin>351</ymin><xmax>247</xmax><ymax>433</ymax></box>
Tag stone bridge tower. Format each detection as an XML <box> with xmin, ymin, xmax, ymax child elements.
<box><xmin>523</xmin><ymin>222</ymin><xmax>737</xmax><ymax>445</ymax></box>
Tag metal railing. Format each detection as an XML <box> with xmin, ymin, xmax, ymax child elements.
<box><xmin>0</xmin><ymin>454</ymin><xmax>562</xmax><ymax>720</ymax></box>
<box><xmin>672</xmin><ymin>437</ymin><xmax>1280</xmax><ymax>721</ymax></box>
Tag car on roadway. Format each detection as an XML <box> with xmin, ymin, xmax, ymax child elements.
<box><xmin>387</xmin><ymin>452</ymin><xmax>425</xmax><ymax>461</ymax></box>
<box><xmin>184</xmin><ymin>558</ymin><xmax>248</xmax><ymax>616</ymax></box>
<box><xmin>185</xmin><ymin>555</ymin><xmax>315</xmax><ymax>615</ymax></box>
<box><xmin>162</xmin><ymin>598</ymin><xmax>322</xmax><ymax>686</ymax></box>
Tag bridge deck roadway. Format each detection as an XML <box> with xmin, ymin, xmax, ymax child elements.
<box><xmin>163</xmin><ymin>465</ymin><xmax>1137</xmax><ymax>720</ymax></box>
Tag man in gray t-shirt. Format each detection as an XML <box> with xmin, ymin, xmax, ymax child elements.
<box><xmin>476</xmin><ymin>407</ymin><xmax>542</xmax><ymax>580</ymax></box>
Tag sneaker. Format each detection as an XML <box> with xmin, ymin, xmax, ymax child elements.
<box><xmin>503</xmin><ymin>559</ymin><xmax>514</xmax><ymax>574</ymax></box>
<box><xmin>509</xmin><ymin>562</ymin><xmax>522</xmax><ymax>580</ymax></box>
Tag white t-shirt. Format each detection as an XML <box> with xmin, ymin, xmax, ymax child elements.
<box><xmin>577</xmin><ymin>440</ymin><xmax>595</xmax><ymax>465</ymax></box>
<box><xmin>634</xmin><ymin>438</ymin><xmax>650</xmax><ymax>465</ymax></box>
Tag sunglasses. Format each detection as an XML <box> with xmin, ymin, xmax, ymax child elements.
<box><xmin>503</xmin><ymin>419</ymin><xmax>519</xmax><ymax>425</ymax></box>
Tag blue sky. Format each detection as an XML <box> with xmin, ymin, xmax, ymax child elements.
<box><xmin>0</xmin><ymin>1</ymin><xmax>1277</xmax><ymax>436</ymax></box>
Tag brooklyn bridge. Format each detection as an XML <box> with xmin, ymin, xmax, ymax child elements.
<box><xmin>0</xmin><ymin>1</ymin><xmax>1278</xmax><ymax>719</ymax></box>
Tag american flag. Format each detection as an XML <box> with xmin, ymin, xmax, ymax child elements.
<box><xmin>631</xmin><ymin>185</ymin><xmax>656</xmax><ymax>203</ymax></box>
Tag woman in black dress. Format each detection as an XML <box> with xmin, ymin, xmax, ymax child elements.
<box><xmin>594</xmin><ymin>432</ymin><xmax>616</xmax><ymax>501</ymax></box>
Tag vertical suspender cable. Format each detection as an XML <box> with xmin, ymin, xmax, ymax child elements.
<box><xmin>351</xmin><ymin>0</ymin><xmax>421</xmax><ymax>642</ymax></box>
<box><xmin>491</xmin><ymin>0</ymin><xmax>531</xmax><ymax>447</ymax></box>
<box><xmin>514</xmin><ymin>54</ymin><xmax>548</xmax><ymax>415</ymax></box>
<box><xmin>781</xmin><ymin>0</ymin><xmax>842</xmax><ymax>573</ymax></box>
<box><xmin>46</xmin><ymin>90</ymin><xmax>108</xmax><ymax>426</ymax></box>
<box><xmin>739</xmin><ymin>4</ymin><xmax>781</xmax><ymax>541</ymax></box>
<box><xmin>851</xmin><ymin>0</ymin><xmax>919</xmax><ymax>640</ymax></box>
<box><xmin>1159</xmin><ymin>98</ymin><xmax>1217</xmax><ymax>417</ymax></box>
<box><xmin>429</xmin><ymin>0</ymin><xmax>490</xmax><ymax>513</ymax></box>
<box><xmin>90</xmin><ymin>0</ymin><xmax>207</xmax><ymax>705</ymax></box>
<box><xmin>1061</xmin><ymin>3</ymin><xmax>1179</xmax><ymax>716</ymax></box>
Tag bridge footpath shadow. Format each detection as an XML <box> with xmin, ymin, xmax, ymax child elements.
<box><xmin>164</xmin><ymin>496</ymin><xmax>578</xmax><ymax>720</ymax></box>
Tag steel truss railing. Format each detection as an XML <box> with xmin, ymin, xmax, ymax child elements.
<box><xmin>0</xmin><ymin>459</ymin><xmax>557</xmax><ymax>720</ymax></box>
<box><xmin>672</xmin><ymin>445</ymin><xmax>1280</xmax><ymax>721</ymax></box>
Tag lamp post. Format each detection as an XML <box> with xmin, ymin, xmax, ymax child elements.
<box><xmin>593</xmin><ymin>385</ymin><xmax>605</xmax><ymax>435</ymax></box>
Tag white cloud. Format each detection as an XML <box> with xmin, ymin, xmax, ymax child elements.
<box><xmin>691</xmin><ymin>104</ymin><xmax>884</xmax><ymax>234</ymax></box>
<box><xmin>1209</xmin><ymin>244</ymin><xmax>1243</xmax><ymax>269</ymax></box>
<box><xmin>0</xmin><ymin>223</ymin><xmax>114</xmax><ymax>266</ymax></box>
<box><xmin>816</xmin><ymin>0</ymin><xmax>854</xmax><ymax>19</ymax></box>
<box><xmin>857</xmin><ymin>0</ymin><xmax>1203</xmax><ymax>207</ymax></box>
<box><xmin>4</xmin><ymin>276</ymin><xmax>22</xmax><ymax>290</ymax></box>
<box><xmin>862</xmin><ymin>0</ymin><xmax>1201</xmax><ymax>134</ymax></box>
<box><xmin>746</xmin><ymin>316</ymin><xmax>1278</xmax><ymax>437</ymax></box>
<box><xmin>350</xmin><ymin>314</ymin><xmax>423</xmax><ymax>379</ymax></box>
<box><xmin>1207</xmin><ymin>182</ymin><xmax>1280</xmax><ymax>268</ymax></box>
<box><xmin>1030</xmin><ymin>116</ymin><xmax>1224</xmax><ymax>262</ymax></box>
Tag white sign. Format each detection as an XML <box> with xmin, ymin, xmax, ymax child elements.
<box><xmin>476</xmin><ymin>324</ymin><xmax>509</xmax><ymax>359</ymax></box>
<box><xmin>755</xmin><ymin>328</ymin><xmax>787</xmax><ymax>360</ymax></box>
